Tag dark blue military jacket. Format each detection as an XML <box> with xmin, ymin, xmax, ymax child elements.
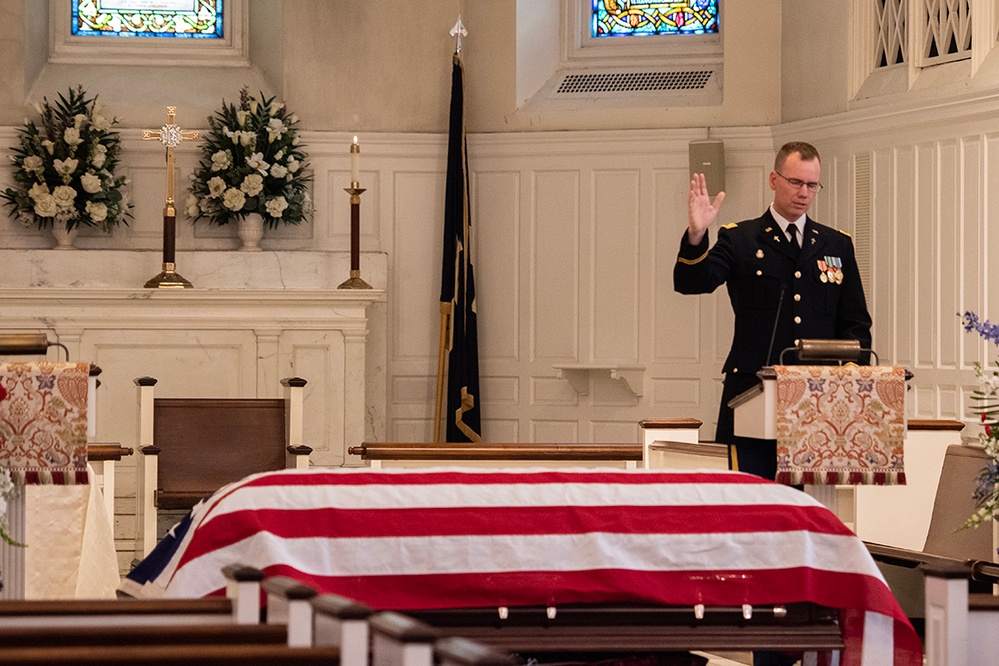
<box><xmin>673</xmin><ymin>209</ymin><xmax>872</xmax><ymax>378</ymax></box>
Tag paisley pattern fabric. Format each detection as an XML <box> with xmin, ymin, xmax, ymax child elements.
<box><xmin>0</xmin><ymin>362</ymin><xmax>89</xmax><ymax>485</ymax></box>
<box><xmin>775</xmin><ymin>365</ymin><xmax>906</xmax><ymax>485</ymax></box>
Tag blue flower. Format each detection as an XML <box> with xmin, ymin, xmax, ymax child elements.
<box><xmin>962</xmin><ymin>311</ymin><xmax>999</xmax><ymax>346</ymax></box>
<box><xmin>961</xmin><ymin>311</ymin><xmax>999</xmax><ymax>530</ymax></box>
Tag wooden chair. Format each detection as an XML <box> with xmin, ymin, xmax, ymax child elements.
<box><xmin>136</xmin><ymin>376</ymin><xmax>312</xmax><ymax>556</ymax></box>
<box><xmin>866</xmin><ymin>443</ymin><xmax>996</xmax><ymax>565</ymax></box>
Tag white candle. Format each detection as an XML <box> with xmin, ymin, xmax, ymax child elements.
<box><xmin>350</xmin><ymin>136</ymin><xmax>360</xmax><ymax>184</ymax></box>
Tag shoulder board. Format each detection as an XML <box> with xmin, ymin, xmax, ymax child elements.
<box><xmin>838</xmin><ymin>229</ymin><xmax>852</xmax><ymax>237</ymax></box>
<box><xmin>722</xmin><ymin>222</ymin><xmax>738</xmax><ymax>229</ymax></box>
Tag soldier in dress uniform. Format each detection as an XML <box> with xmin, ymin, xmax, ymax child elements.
<box><xmin>673</xmin><ymin>141</ymin><xmax>872</xmax><ymax>482</ymax></box>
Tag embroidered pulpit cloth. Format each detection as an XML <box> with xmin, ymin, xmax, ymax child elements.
<box><xmin>0</xmin><ymin>362</ymin><xmax>90</xmax><ymax>485</ymax></box>
<box><xmin>775</xmin><ymin>365</ymin><xmax>906</xmax><ymax>486</ymax></box>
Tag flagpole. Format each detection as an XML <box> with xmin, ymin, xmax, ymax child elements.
<box><xmin>435</xmin><ymin>16</ymin><xmax>480</xmax><ymax>444</ymax></box>
<box><xmin>435</xmin><ymin>16</ymin><xmax>466</xmax><ymax>443</ymax></box>
<box><xmin>433</xmin><ymin>301</ymin><xmax>451</xmax><ymax>443</ymax></box>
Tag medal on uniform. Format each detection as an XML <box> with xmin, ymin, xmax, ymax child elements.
<box><xmin>824</xmin><ymin>256</ymin><xmax>843</xmax><ymax>284</ymax></box>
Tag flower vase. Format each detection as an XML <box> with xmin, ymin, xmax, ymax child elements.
<box><xmin>237</xmin><ymin>213</ymin><xmax>264</xmax><ymax>252</ymax></box>
<box><xmin>51</xmin><ymin>225</ymin><xmax>79</xmax><ymax>250</ymax></box>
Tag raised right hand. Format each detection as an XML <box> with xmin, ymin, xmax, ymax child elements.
<box><xmin>687</xmin><ymin>172</ymin><xmax>725</xmax><ymax>245</ymax></box>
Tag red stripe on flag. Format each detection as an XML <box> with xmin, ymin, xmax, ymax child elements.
<box><xmin>175</xmin><ymin>502</ymin><xmax>854</xmax><ymax>567</ymax></box>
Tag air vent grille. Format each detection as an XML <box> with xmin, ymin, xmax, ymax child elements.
<box><xmin>555</xmin><ymin>69</ymin><xmax>715</xmax><ymax>94</ymax></box>
<box><xmin>853</xmin><ymin>153</ymin><xmax>873</xmax><ymax>290</ymax></box>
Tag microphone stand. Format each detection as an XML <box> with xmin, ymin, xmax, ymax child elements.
<box><xmin>765</xmin><ymin>283</ymin><xmax>787</xmax><ymax>367</ymax></box>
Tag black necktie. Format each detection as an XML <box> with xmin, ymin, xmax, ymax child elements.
<box><xmin>788</xmin><ymin>225</ymin><xmax>800</xmax><ymax>253</ymax></box>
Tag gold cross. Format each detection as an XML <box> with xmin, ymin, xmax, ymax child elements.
<box><xmin>142</xmin><ymin>106</ymin><xmax>200</xmax><ymax>213</ymax></box>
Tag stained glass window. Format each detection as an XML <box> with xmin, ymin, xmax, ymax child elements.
<box><xmin>71</xmin><ymin>0</ymin><xmax>223</xmax><ymax>39</ymax></box>
<box><xmin>591</xmin><ymin>0</ymin><xmax>719</xmax><ymax>37</ymax></box>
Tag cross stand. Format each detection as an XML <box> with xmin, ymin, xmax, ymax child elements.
<box><xmin>142</xmin><ymin>106</ymin><xmax>199</xmax><ymax>289</ymax></box>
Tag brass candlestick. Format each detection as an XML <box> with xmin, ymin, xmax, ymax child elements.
<box><xmin>338</xmin><ymin>183</ymin><xmax>372</xmax><ymax>289</ymax></box>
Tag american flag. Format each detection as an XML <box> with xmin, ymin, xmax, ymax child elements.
<box><xmin>124</xmin><ymin>467</ymin><xmax>921</xmax><ymax>665</ymax></box>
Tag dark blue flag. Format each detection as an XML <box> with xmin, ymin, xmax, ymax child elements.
<box><xmin>438</xmin><ymin>53</ymin><xmax>481</xmax><ymax>443</ymax></box>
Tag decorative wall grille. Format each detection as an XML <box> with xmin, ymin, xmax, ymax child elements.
<box><xmin>874</xmin><ymin>0</ymin><xmax>973</xmax><ymax>70</ymax></box>
<box><xmin>876</xmin><ymin>0</ymin><xmax>907</xmax><ymax>67</ymax></box>
<box><xmin>919</xmin><ymin>0</ymin><xmax>972</xmax><ymax>65</ymax></box>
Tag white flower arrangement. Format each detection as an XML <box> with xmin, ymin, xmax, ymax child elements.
<box><xmin>187</xmin><ymin>87</ymin><xmax>312</xmax><ymax>229</ymax></box>
<box><xmin>1</xmin><ymin>85</ymin><xmax>131</xmax><ymax>232</ymax></box>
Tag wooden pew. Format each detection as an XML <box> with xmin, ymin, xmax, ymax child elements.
<box><xmin>0</xmin><ymin>566</ymin><xmax>518</xmax><ymax>666</ymax></box>
<box><xmin>306</xmin><ymin>587</ymin><xmax>513</xmax><ymax>666</ymax></box>
<box><xmin>0</xmin><ymin>570</ymin><xmax>341</xmax><ymax>666</ymax></box>
<box><xmin>369</xmin><ymin>611</ymin><xmax>439</xmax><ymax>666</ymax></box>
<box><xmin>352</xmin><ymin>419</ymin><xmax>704</xmax><ymax>470</ymax></box>
<box><xmin>1</xmin><ymin>563</ymin><xmax>263</xmax><ymax>628</ymax></box>
<box><xmin>435</xmin><ymin>636</ymin><xmax>515</xmax><ymax>666</ymax></box>
<box><xmin>922</xmin><ymin>560</ymin><xmax>999</xmax><ymax>665</ymax></box>
<box><xmin>263</xmin><ymin>575</ymin><xmax>319</xmax><ymax>647</ymax></box>
<box><xmin>0</xmin><ymin>643</ymin><xmax>341</xmax><ymax>665</ymax></box>
<box><xmin>0</xmin><ymin>597</ymin><xmax>237</xmax><ymax>628</ymax></box>
<box><xmin>0</xmin><ymin>569</ymin><xmax>336</xmax><ymax>665</ymax></box>
<box><xmin>312</xmin><ymin>593</ymin><xmax>374</xmax><ymax>666</ymax></box>
<box><xmin>348</xmin><ymin>442</ymin><xmax>643</xmax><ymax>469</ymax></box>
<box><xmin>0</xmin><ymin>622</ymin><xmax>288</xmax><ymax>649</ymax></box>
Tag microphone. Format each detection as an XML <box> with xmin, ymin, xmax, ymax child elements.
<box><xmin>765</xmin><ymin>282</ymin><xmax>787</xmax><ymax>367</ymax></box>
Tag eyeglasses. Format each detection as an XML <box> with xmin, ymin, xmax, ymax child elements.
<box><xmin>775</xmin><ymin>171</ymin><xmax>823</xmax><ymax>192</ymax></box>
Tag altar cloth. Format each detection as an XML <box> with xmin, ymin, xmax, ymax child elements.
<box><xmin>0</xmin><ymin>361</ymin><xmax>90</xmax><ymax>485</ymax></box>
<box><xmin>122</xmin><ymin>467</ymin><xmax>920</xmax><ymax>666</ymax></box>
<box><xmin>26</xmin><ymin>464</ymin><xmax>120</xmax><ymax>599</ymax></box>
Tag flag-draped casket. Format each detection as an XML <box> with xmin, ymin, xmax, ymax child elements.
<box><xmin>123</xmin><ymin>467</ymin><xmax>921</xmax><ymax>666</ymax></box>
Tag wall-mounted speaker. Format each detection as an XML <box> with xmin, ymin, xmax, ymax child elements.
<box><xmin>688</xmin><ymin>140</ymin><xmax>725</xmax><ymax>196</ymax></box>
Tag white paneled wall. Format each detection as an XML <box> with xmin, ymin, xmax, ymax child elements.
<box><xmin>794</xmin><ymin>96</ymin><xmax>999</xmax><ymax>426</ymax></box>
<box><xmin>429</xmin><ymin>130</ymin><xmax>779</xmax><ymax>443</ymax></box>
<box><xmin>2</xmin><ymin>109</ymin><xmax>992</xmax><ymax>449</ymax></box>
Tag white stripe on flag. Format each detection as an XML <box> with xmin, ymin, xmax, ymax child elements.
<box><xmin>164</xmin><ymin>529</ymin><xmax>879</xmax><ymax>598</ymax></box>
<box><xmin>860</xmin><ymin>610</ymin><xmax>894</xmax><ymax>666</ymax></box>
<box><xmin>197</xmin><ymin>478</ymin><xmax>824</xmax><ymax>521</ymax></box>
